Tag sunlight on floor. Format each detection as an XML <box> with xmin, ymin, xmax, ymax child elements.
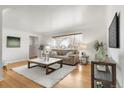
<box><xmin>78</xmin><ymin>64</ymin><xmax>83</xmax><ymax>72</ymax></box>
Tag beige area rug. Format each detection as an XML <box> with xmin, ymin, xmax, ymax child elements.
<box><xmin>12</xmin><ymin>64</ymin><xmax>75</xmax><ymax>88</ymax></box>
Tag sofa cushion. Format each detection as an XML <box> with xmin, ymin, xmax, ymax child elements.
<box><xmin>51</xmin><ymin>51</ymin><xmax>57</xmax><ymax>57</ymax></box>
<box><xmin>50</xmin><ymin>49</ymin><xmax>79</xmax><ymax>65</ymax></box>
<box><xmin>66</xmin><ymin>52</ymin><xmax>73</xmax><ymax>57</ymax></box>
<box><xmin>57</xmin><ymin>50</ymin><xmax>64</xmax><ymax>55</ymax></box>
<box><xmin>54</xmin><ymin>55</ymin><xmax>70</xmax><ymax>60</ymax></box>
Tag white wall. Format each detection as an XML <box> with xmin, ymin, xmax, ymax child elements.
<box><xmin>2</xmin><ymin>28</ymin><xmax>40</xmax><ymax>64</ymax></box>
<box><xmin>39</xmin><ymin>6</ymin><xmax>107</xmax><ymax>61</ymax></box>
<box><xmin>0</xmin><ymin>11</ymin><xmax>2</xmax><ymax>61</ymax></box>
<box><xmin>0</xmin><ymin>9</ymin><xmax>3</xmax><ymax>80</ymax></box>
<box><xmin>0</xmin><ymin>10</ymin><xmax>2</xmax><ymax>61</ymax></box>
<box><xmin>106</xmin><ymin>6</ymin><xmax>124</xmax><ymax>88</ymax></box>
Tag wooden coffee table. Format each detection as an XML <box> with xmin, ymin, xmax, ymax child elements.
<box><xmin>28</xmin><ymin>58</ymin><xmax>63</xmax><ymax>75</ymax></box>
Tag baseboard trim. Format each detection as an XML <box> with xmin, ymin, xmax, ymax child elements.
<box><xmin>4</xmin><ymin>59</ymin><xmax>28</xmax><ymax>65</ymax></box>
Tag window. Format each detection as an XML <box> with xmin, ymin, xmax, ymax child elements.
<box><xmin>48</xmin><ymin>34</ymin><xmax>83</xmax><ymax>49</ymax></box>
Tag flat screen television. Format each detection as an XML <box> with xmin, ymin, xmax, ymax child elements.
<box><xmin>7</xmin><ymin>36</ymin><xmax>20</xmax><ymax>48</ymax></box>
<box><xmin>109</xmin><ymin>13</ymin><xmax>120</xmax><ymax>48</ymax></box>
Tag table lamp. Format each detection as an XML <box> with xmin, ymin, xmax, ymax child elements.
<box><xmin>78</xmin><ymin>43</ymin><xmax>87</xmax><ymax>57</ymax></box>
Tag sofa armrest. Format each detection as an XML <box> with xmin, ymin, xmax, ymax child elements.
<box><xmin>68</xmin><ymin>54</ymin><xmax>79</xmax><ymax>63</ymax></box>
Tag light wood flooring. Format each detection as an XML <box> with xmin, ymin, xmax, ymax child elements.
<box><xmin>0</xmin><ymin>61</ymin><xmax>91</xmax><ymax>88</ymax></box>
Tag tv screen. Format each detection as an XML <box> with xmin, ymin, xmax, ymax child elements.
<box><xmin>109</xmin><ymin>13</ymin><xmax>120</xmax><ymax>48</ymax></box>
<box><xmin>7</xmin><ymin>36</ymin><xmax>20</xmax><ymax>48</ymax></box>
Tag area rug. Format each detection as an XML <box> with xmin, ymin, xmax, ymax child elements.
<box><xmin>12</xmin><ymin>64</ymin><xmax>75</xmax><ymax>88</ymax></box>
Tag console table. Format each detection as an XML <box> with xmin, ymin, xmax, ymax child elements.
<box><xmin>91</xmin><ymin>61</ymin><xmax>116</xmax><ymax>88</ymax></box>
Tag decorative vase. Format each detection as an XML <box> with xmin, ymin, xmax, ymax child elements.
<box><xmin>40</xmin><ymin>50</ymin><xmax>44</xmax><ymax>58</ymax></box>
<box><xmin>45</xmin><ymin>54</ymin><xmax>49</xmax><ymax>61</ymax></box>
<box><xmin>96</xmin><ymin>46</ymin><xmax>106</xmax><ymax>62</ymax></box>
<box><xmin>44</xmin><ymin>49</ymin><xmax>50</xmax><ymax>61</ymax></box>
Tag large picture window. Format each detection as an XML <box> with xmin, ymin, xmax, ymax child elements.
<box><xmin>49</xmin><ymin>34</ymin><xmax>83</xmax><ymax>49</ymax></box>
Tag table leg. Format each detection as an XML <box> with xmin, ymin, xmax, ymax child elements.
<box><xmin>46</xmin><ymin>65</ymin><xmax>49</xmax><ymax>75</ymax></box>
<box><xmin>28</xmin><ymin>61</ymin><xmax>30</xmax><ymax>68</ymax></box>
<box><xmin>60</xmin><ymin>60</ymin><xmax>63</xmax><ymax>68</ymax></box>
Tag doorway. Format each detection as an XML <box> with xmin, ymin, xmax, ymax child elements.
<box><xmin>29</xmin><ymin>36</ymin><xmax>39</xmax><ymax>59</ymax></box>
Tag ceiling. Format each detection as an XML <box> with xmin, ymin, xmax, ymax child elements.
<box><xmin>1</xmin><ymin>5</ymin><xmax>107</xmax><ymax>35</ymax></box>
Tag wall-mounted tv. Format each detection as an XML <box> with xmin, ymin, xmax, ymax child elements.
<box><xmin>7</xmin><ymin>36</ymin><xmax>20</xmax><ymax>48</ymax></box>
<box><xmin>109</xmin><ymin>13</ymin><xmax>120</xmax><ymax>48</ymax></box>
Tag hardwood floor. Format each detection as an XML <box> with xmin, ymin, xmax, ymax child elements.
<box><xmin>54</xmin><ymin>64</ymin><xmax>91</xmax><ymax>88</ymax></box>
<box><xmin>0</xmin><ymin>61</ymin><xmax>91</xmax><ymax>88</ymax></box>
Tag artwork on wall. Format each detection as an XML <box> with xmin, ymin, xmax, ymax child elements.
<box><xmin>7</xmin><ymin>36</ymin><xmax>21</xmax><ymax>48</ymax></box>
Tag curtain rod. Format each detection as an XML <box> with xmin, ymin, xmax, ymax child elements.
<box><xmin>52</xmin><ymin>33</ymin><xmax>82</xmax><ymax>38</ymax></box>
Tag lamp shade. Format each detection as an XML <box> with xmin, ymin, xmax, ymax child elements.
<box><xmin>45</xmin><ymin>46</ymin><xmax>51</xmax><ymax>50</ymax></box>
<box><xmin>78</xmin><ymin>43</ymin><xmax>87</xmax><ymax>50</ymax></box>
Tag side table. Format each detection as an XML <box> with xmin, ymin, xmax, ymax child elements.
<box><xmin>79</xmin><ymin>56</ymin><xmax>89</xmax><ymax>65</ymax></box>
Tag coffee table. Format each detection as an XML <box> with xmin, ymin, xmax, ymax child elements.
<box><xmin>28</xmin><ymin>58</ymin><xmax>63</xmax><ymax>75</ymax></box>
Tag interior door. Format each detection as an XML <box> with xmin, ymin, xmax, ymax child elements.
<box><xmin>29</xmin><ymin>36</ymin><xmax>38</xmax><ymax>58</ymax></box>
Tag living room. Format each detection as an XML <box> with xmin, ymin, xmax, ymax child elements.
<box><xmin>0</xmin><ymin>5</ymin><xmax>124</xmax><ymax>88</ymax></box>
